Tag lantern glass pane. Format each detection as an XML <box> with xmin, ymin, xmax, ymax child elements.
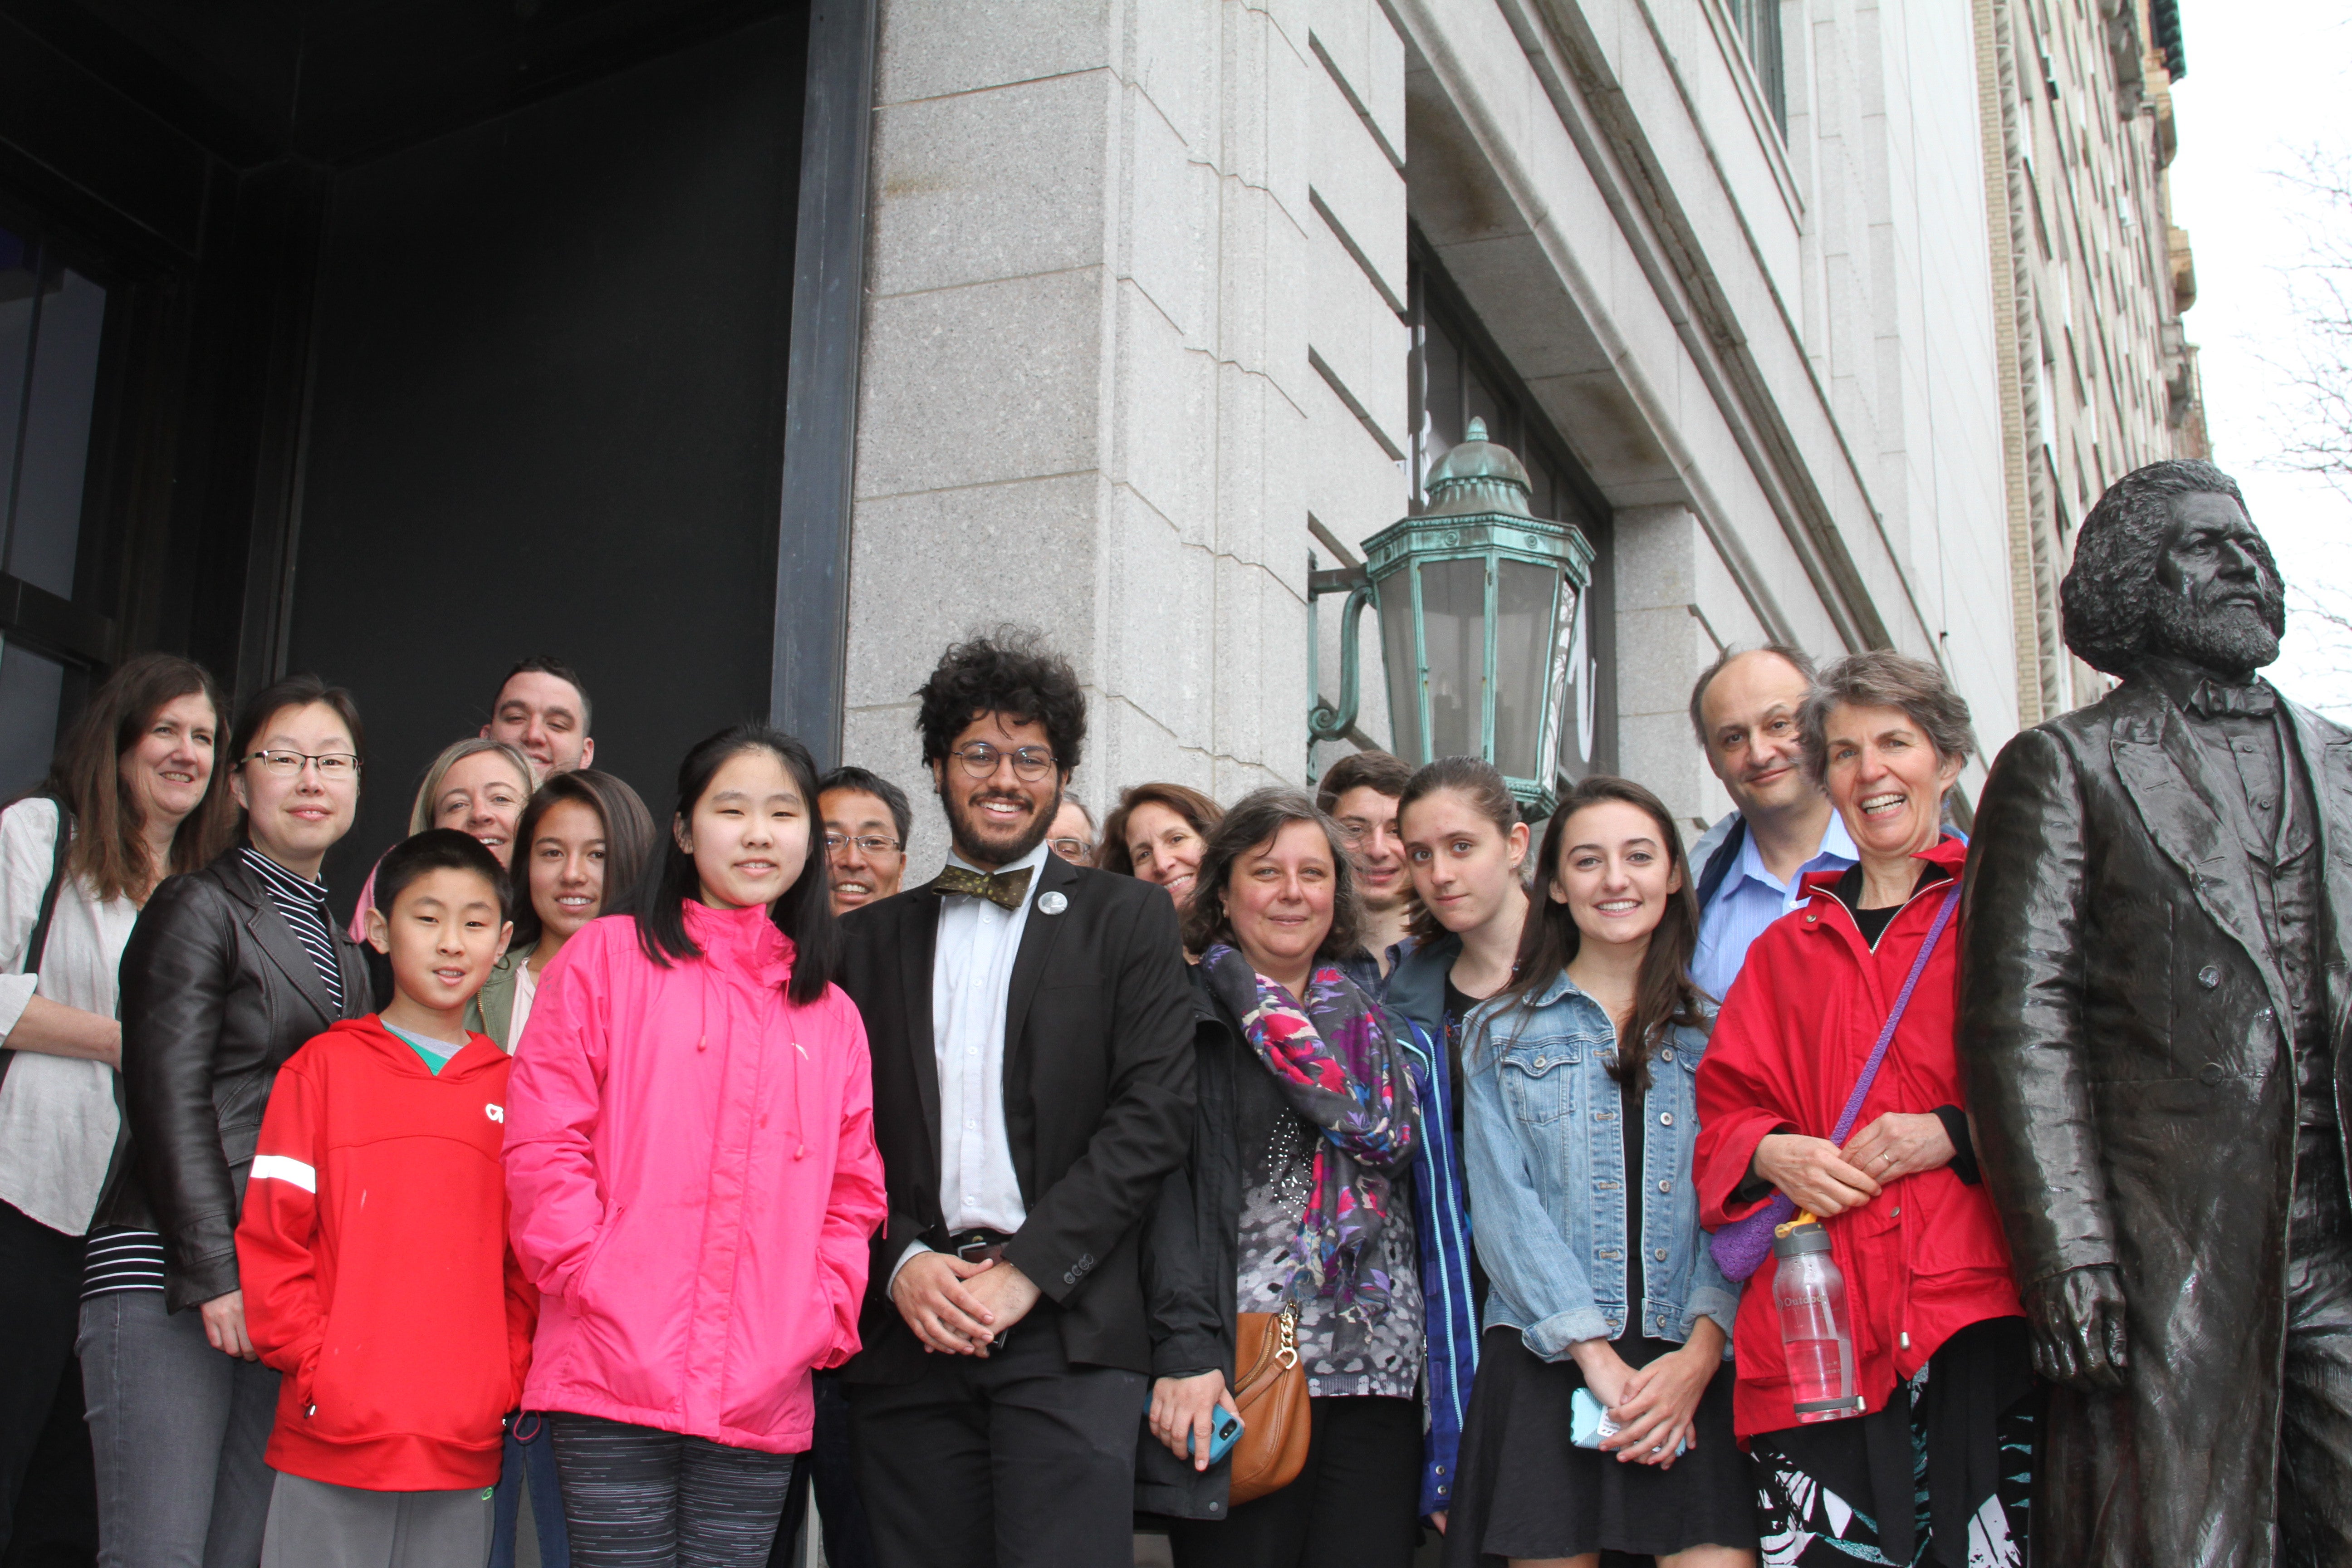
<box><xmin>1420</xmin><ymin>556</ymin><xmax>1487</xmax><ymax>760</ymax></box>
<box><xmin>1494</xmin><ymin>560</ymin><xmax>1559</xmax><ymax>780</ymax></box>
<box><xmin>1378</xmin><ymin>579</ymin><xmax>1425</xmax><ymax>763</ymax></box>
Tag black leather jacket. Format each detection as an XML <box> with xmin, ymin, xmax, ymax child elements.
<box><xmin>95</xmin><ymin>848</ymin><xmax>368</xmax><ymax>1312</ymax></box>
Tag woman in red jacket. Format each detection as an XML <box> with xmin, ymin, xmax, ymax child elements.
<box><xmin>1694</xmin><ymin>652</ymin><xmax>2033</xmax><ymax>1568</ymax></box>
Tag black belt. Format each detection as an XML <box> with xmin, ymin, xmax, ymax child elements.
<box><xmin>939</xmin><ymin>1227</ymin><xmax>1015</xmax><ymax>1265</ymax></box>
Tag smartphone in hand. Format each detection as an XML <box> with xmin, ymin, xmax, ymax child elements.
<box><xmin>1187</xmin><ymin>1407</ymin><xmax>1244</xmax><ymax>1465</ymax></box>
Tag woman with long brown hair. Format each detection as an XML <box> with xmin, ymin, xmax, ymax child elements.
<box><xmin>1442</xmin><ymin>776</ymin><xmax>1753</xmax><ymax>1568</ymax></box>
<box><xmin>0</xmin><ymin>653</ymin><xmax>231</xmax><ymax>1561</ymax></box>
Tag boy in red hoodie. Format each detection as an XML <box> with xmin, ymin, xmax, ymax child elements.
<box><xmin>237</xmin><ymin>828</ymin><xmax>535</xmax><ymax>1567</ymax></box>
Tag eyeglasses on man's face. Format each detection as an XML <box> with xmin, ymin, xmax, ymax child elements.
<box><xmin>243</xmin><ymin>750</ymin><xmax>361</xmax><ymax>779</ymax></box>
<box><xmin>948</xmin><ymin>742</ymin><xmax>1057</xmax><ymax>782</ymax></box>
<box><xmin>824</xmin><ymin>833</ymin><xmax>904</xmax><ymax>856</ymax></box>
<box><xmin>1048</xmin><ymin>836</ymin><xmax>1093</xmax><ymax>862</ymax></box>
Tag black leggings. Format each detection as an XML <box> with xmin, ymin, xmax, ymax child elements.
<box><xmin>1165</xmin><ymin>1394</ymin><xmax>1424</xmax><ymax>1568</ymax></box>
<box><xmin>549</xmin><ymin>1412</ymin><xmax>796</xmax><ymax>1568</ymax></box>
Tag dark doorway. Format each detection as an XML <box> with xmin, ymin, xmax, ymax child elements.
<box><xmin>0</xmin><ymin>0</ymin><xmax>853</xmax><ymax>901</ymax></box>
<box><xmin>289</xmin><ymin>16</ymin><xmax>802</xmax><ymax>887</ymax></box>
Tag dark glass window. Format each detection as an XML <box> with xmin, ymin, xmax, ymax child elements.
<box><xmin>1727</xmin><ymin>0</ymin><xmax>1787</xmax><ymax>134</ymax></box>
<box><xmin>0</xmin><ymin>224</ymin><xmax>110</xmax><ymax>792</ymax></box>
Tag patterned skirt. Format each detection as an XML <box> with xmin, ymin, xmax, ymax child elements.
<box><xmin>1751</xmin><ymin>1318</ymin><xmax>2038</xmax><ymax>1568</ymax></box>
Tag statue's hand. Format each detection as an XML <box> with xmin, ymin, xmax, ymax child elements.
<box><xmin>2024</xmin><ymin>1264</ymin><xmax>2129</xmax><ymax>1389</ymax></box>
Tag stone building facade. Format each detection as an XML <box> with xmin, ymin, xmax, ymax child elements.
<box><xmin>845</xmin><ymin>0</ymin><xmax>2051</xmax><ymax>859</ymax></box>
<box><xmin>1976</xmin><ymin>0</ymin><xmax>2207</xmax><ymax>727</ymax></box>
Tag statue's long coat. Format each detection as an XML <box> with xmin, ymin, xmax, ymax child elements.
<box><xmin>1960</xmin><ymin>677</ymin><xmax>2352</xmax><ymax>1568</ymax></box>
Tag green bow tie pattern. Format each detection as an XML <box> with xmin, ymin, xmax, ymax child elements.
<box><xmin>934</xmin><ymin>865</ymin><xmax>1033</xmax><ymax>911</ymax></box>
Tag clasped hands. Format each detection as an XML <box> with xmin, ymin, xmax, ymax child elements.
<box><xmin>1751</xmin><ymin>1112</ymin><xmax>1956</xmax><ymax>1217</ymax></box>
<box><xmin>1571</xmin><ymin>1322</ymin><xmax>1725</xmax><ymax>1470</ymax></box>
<box><xmin>890</xmin><ymin>1248</ymin><xmax>1041</xmax><ymax>1357</ymax></box>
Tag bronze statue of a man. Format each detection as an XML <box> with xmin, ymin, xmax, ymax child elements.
<box><xmin>1962</xmin><ymin>458</ymin><xmax>2352</xmax><ymax>1567</ymax></box>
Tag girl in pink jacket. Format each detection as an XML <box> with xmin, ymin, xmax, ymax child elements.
<box><xmin>503</xmin><ymin>725</ymin><xmax>885</xmax><ymax>1566</ymax></box>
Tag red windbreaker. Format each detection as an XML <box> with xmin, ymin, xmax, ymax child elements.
<box><xmin>235</xmin><ymin>1016</ymin><xmax>536</xmax><ymax>1490</ymax></box>
<box><xmin>1693</xmin><ymin>836</ymin><xmax>2021</xmax><ymax>1440</ymax></box>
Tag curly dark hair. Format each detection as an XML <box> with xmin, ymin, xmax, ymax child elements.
<box><xmin>2062</xmin><ymin>459</ymin><xmax>2275</xmax><ymax>676</ymax></box>
<box><xmin>1180</xmin><ymin>787</ymin><xmax>1366</xmax><ymax>962</ymax></box>
<box><xmin>914</xmin><ymin>627</ymin><xmax>1087</xmax><ymax>775</ymax></box>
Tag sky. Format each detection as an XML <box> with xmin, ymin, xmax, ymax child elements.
<box><xmin>2167</xmin><ymin>0</ymin><xmax>2352</xmax><ymax>713</ymax></box>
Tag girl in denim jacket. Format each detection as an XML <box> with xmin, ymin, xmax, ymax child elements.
<box><xmin>1443</xmin><ymin>778</ymin><xmax>1756</xmax><ymax>1568</ymax></box>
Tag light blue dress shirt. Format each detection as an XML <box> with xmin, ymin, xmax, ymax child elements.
<box><xmin>1688</xmin><ymin>811</ymin><xmax>1858</xmax><ymax>1003</ymax></box>
<box><xmin>892</xmin><ymin>839</ymin><xmax>1050</xmax><ymax>1284</ymax></box>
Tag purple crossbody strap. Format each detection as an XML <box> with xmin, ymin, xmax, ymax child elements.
<box><xmin>1707</xmin><ymin>883</ymin><xmax>1962</xmax><ymax>1282</ymax></box>
<box><xmin>1825</xmin><ymin>886</ymin><xmax>1961</xmax><ymax>1146</ymax></box>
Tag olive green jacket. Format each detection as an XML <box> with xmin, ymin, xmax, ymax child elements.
<box><xmin>466</xmin><ymin>940</ymin><xmax>537</xmax><ymax>1051</ymax></box>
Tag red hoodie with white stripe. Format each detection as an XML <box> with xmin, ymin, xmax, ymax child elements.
<box><xmin>235</xmin><ymin>1015</ymin><xmax>536</xmax><ymax>1490</ymax></box>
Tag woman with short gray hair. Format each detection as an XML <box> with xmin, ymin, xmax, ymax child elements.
<box><xmin>1693</xmin><ymin>650</ymin><xmax>2038</xmax><ymax>1566</ymax></box>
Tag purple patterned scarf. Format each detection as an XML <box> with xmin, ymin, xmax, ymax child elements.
<box><xmin>1202</xmin><ymin>943</ymin><xmax>1419</xmax><ymax>1315</ymax></box>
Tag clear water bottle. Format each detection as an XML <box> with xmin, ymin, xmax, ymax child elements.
<box><xmin>1773</xmin><ymin>1220</ymin><xmax>1864</xmax><ymax>1422</ymax></box>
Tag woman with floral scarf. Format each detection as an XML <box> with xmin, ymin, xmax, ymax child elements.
<box><xmin>1134</xmin><ymin>787</ymin><xmax>1443</xmax><ymax>1568</ymax></box>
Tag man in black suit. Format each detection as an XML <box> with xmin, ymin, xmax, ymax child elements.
<box><xmin>1963</xmin><ymin>459</ymin><xmax>2352</xmax><ymax>1566</ymax></box>
<box><xmin>837</xmin><ymin>630</ymin><xmax>1196</xmax><ymax>1567</ymax></box>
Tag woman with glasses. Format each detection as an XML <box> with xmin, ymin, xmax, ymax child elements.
<box><xmin>84</xmin><ymin>676</ymin><xmax>371</xmax><ymax>1568</ymax></box>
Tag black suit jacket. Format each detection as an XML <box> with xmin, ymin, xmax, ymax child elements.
<box><xmin>98</xmin><ymin>848</ymin><xmax>371</xmax><ymax>1311</ymax></box>
<box><xmin>1960</xmin><ymin>676</ymin><xmax>2352</xmax><ymax>1568</ymax></box>
<box><xmin>835</xmin><ymin>852</ymin><xmax>1196</xmax><ymax>1381</ymax></box>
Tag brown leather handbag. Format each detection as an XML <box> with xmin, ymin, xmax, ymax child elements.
<box><xmin>1226</xmin><ymin>1302</ymin><xmax>1310</xmax><ymax>1505</ymax></box>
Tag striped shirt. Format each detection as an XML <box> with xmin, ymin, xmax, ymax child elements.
<box><xmin>241</xmin><ymin>847</ymin><xmax>344</xmax><ymax>1013</ymax></box>
<box><xmin>82</xmin><ymin>1227</ymin><xmax>167</xmax><ymax>1298</ymax></box>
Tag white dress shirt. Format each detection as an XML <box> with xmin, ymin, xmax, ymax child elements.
<box><xmin>0</xmin><ymin>799</ymin><xmax>143</xmax><ymax>1235</ymax></box>
<box><xmin>893</xmin><ymin>839</ymin><xmax>1048</xmax><ymax>1283</ymax></box>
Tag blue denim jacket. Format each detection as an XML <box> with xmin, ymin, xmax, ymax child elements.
<box><xmin>1461</xmin><ymin>975</ymin><xmax>1738</xmax><ymax>1357</ymax></box>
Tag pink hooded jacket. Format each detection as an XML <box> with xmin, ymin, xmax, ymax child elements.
<box><xmin>503</xmin><ymin>903</ymin><xmax>885</xmax><ymax>1453</ymax></box>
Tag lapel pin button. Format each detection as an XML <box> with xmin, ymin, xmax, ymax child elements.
<box><xmin>1039</xmin><ymin>892</ymin><xmax>1068</xmax><ymax>915</ymax></box>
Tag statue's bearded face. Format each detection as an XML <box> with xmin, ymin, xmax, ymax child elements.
<box><xmin>2148</xmin><ymin>490</ymin><xmax>2285</xmax><ymax>680</ymax></box>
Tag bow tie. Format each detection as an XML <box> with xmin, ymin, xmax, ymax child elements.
<box><xmin>935</xmin><ymin>865</ymin><xmax>1033</xmax><ymax>911</ymax></box>
<box><xmin>2187</xmin><ymin>679</ymin><xmax>2277</xmax><ymax>719</ymax></box>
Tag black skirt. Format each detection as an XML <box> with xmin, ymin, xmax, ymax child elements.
<box><xmin>1443</xmin><ymin>1325</ymin><xmax>1757</xmax><ymax>1564</ymax></box>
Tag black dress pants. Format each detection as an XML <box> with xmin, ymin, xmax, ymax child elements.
<box><xmin>2280</xmin><ymin>1129</ymin><xmax>2352</xmax><ymax>1568</ymax></box>
<box><xmin>1164</xmin><ymin>1394</ymin><xmax>1423</xmax><ymax>1568</ymax></box>
<box><xmin>0</xmin><ymin>1199</ymin><xmax>96</xmax><ymax>1566</ymax></box>
<box><xmin>846</xmin><ymin>1313</ymin><xmax>1146</xmax><ymax>1568</ymax></box>
<box><xmin>768</xmin><ymin>1370</ymin><xmax>872</xmax><ymax>1568</ymax></box>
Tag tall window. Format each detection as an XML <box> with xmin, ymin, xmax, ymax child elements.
<box><xmin>0</xmin><ymin>221</ymin><xmax>109</xmax><ymax>795</ymax></box>
<box><xmin>1406</xmin><ymin>245</ymin><xmax>1614</xmax><ymax>787</ymax></box>
<box><xmin>1728</xmin><ymin>0</ymin><xmax>1787</xmax><ymax>133</ymax></box>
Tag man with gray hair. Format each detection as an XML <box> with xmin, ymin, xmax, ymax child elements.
<box><xmin>1685</xmin><ymin>645</ymin><xmax>1857</xmax><ymax>1000</ymax></box>
<box><xmin>1962</xmin><ymin>459</ymin><xmax>2352</xmax><ymax>1564</ymax></box>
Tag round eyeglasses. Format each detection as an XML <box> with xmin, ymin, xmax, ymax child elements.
<box><xmin>948</xmin><ymin>742</ymin><xmax>1057</xmax><ymax>782</ymax></box>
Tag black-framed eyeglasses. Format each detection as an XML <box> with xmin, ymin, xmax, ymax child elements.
<box><xmin>948</xmin><ymin>742</ymin><xmax>1056</xmax><ymax>782</ymax></box>
<box><xmin>243</xmin><ymin>750</ymin><xmax>361</xmax><ymax>779</ymax></box>
<box><xmin>824</xmin><ymin>833</ymin><xmax>904</xmax><ymax>856</ymax></box>
<box><xmin>1048</xmin><ymin>836</ymin><xmax>1093</xmax><ymax>861</ymax></box>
